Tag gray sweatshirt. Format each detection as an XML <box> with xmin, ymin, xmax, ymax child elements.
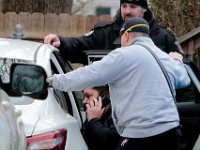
<box><xmin>52</xmin><ymin>37</ymin><xmax>190</xmax><ymax>138</ymax></box>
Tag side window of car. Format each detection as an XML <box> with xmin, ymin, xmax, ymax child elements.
<box><xmin>50</xmin><ymin>60</ymin><xmax>70</xmax><ymax>113</ymax></box>
<box><xmin>51</xmin><ymin>51</ymin><xmax>84</xmax><ymax>122</ymax></box>
<box><xmin>53</xmin><ymin>51</ymin><xmax>85</xmax><ymax>114</ymax></box>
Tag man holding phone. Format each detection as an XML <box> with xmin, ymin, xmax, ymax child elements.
<box><xmin>81</xmin><ymin>85</ymin><xmax>120</xmax><ymax>150</ymax></box>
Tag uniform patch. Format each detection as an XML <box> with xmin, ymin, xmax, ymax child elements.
<box><xmin>84</xmin><ymin>30</ymin><xmax>94</xmax><ymax>37</ymax></box>
<box><xmin>121</xmin><ymin>138</ymin><xmax>129</xmax><ymax>147</ymax></box>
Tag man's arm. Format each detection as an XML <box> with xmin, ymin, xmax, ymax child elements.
<box><xmin>44</xmin><ymin>22</ymin><xmax>115</xmax><ymax>64</ymax></box>
<box><xmin>164</xmin><ymin>28</ymin><xmax>184</xmax><ymax>54</ymax></box>
<box><xmin>169</xmin><ymin>52</ymin><xmax>191</xmax><ymax>89</ymax></box>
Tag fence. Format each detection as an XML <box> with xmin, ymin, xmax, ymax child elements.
<box><xmin>0</xmin><ymin>0</ymin><xmax>73</xmax><ymax>14</ymax></box>
<box><xmin>0</xmin><ymin>12</ymin><xmax>113</xmax><ymax>41</ymax></box>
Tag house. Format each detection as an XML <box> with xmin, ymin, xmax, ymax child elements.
<box><xmin>74</xmin><ymin>0</ymin><xmax>151</xmax><ymax>17</ymax></box>
<box><xmin>73</xmin><ymin>0</ymin><xmax>120</xmax><ymax>17</ymax></box>
<box><xmin>178</xmin><ymin>26</ymin><xmax>200</xmax><ymax>69</ymax></box>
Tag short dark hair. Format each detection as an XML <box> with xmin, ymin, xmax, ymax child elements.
<box><xmin>92</xmin><ymin>85</ymin><xmax>109</xmax><ymax>97</ymax></box>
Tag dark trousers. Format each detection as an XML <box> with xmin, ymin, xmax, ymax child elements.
<box><xmin>116</xmin><ymin>127</ymin><xmax>181</xmax><ymax>150</ymax></box>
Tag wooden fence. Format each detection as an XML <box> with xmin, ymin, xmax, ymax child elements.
<box><xmin>0</xmin><ymin>0</ymin><xmax>73</xmax><ymax>14</ymax></box>
<box><xmin>0</xmin><ymin>12</ymin><xmax>113</xmax><ymax>40</ymax></box>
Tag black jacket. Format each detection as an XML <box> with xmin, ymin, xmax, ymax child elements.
<box><xmin>58</xmin><ymin>9</ymin><xmax>182</xmax><ymax>64</ymax></box>
<box><xmin>81</xmin><ymin>107</ymin><xmax>120</xmax><ymax>150</ymax></box>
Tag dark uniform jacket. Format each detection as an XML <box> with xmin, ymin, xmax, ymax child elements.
<box><xmin>58</xmin><ymin>9</ymin><xmax>183</xmax><ymax>64</ymax></box>
<box><xmin>81</xmin><ymin>107</ymin><xmax>120</xmax><ymax>150</ymax></box>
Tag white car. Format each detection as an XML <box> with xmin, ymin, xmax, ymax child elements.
<box><xmin>0</xmin><ymin>87</ymin><xmax>26</xmax><ymax>150</ymax></box>
<box><xmin>0</xmin><ymin>38</ymin><xmax>88</xmax><ymax>150</ymax></box>
<box><xmin>2</xmin><ymin>37</ymin><xmax>200</xmax><ymax>150</ymax></box>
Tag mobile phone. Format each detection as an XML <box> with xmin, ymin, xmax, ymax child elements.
<box><xmin>100</xmin><ymin>94</ymin><xmax>110</xmax><ymax>108</ymax></box>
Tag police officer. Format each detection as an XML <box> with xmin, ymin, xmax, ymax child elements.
<box><xmin>44</xmin><ymin>0</ymin><xmax>183</xmax><ymax>64</ymax></box>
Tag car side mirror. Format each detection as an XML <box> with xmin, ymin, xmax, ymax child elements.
<box><xmin>5</xmin><ymin>63</ymin><xmax>48</xmax><ymax>100</ymax></box>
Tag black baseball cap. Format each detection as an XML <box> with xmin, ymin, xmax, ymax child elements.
<box><xmin>114</xmin><ymin>17</ymin><xmax>149</xmax><ymax>44</ymax></box>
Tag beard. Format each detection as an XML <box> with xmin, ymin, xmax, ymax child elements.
<box><xmin>123</xmin><ymin>14</ymin><xmax>135</xmax><ymax>21</ymax></box>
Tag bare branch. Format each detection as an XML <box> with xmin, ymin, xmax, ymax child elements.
<box><xmin>72</xmin><ymin>0</ymin><xmax>94</xmax><ymax>14</ymax></box>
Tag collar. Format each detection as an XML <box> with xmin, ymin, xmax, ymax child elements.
<box><xmin>129</xmin><ymin>37</ymin><xmax>153</xmax><ymax>46</ymax></box>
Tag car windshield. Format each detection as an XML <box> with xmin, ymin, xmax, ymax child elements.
<box><xmin>0</xmin><ymin>57</ymin><xmax>33</xmax><ymax>83</ymax></box>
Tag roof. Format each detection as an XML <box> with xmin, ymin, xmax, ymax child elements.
<box><xmin>0</xmin><ymin>38</ymin><xmax>42</xmax><ymax>61</ymax></box>
<box><xmin>178</xmin><ymin>26</ymin><xmax>200</xmax><ymax>43</ymax></box>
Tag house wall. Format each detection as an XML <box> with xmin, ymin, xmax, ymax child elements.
<box><xmin>74</xmin><ymin>0</ymin><xmax>151</xmax><ymax>17</ymax></box>
<box><xmin>180</xmin><ymin>34</ymin><xmax>200</xmax><ymax>69</ymax></box>
<box><xmin>74</xmin><ymin>0</ymin><xmax>120</xmax><ymax>17</ymax></box>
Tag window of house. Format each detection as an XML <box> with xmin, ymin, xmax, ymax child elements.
<box><xmin>96</xmin><ymin>7</ymin><xmax>111</xmax><ymax>16</ymax></box>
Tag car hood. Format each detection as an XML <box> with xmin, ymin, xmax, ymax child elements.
<box><xmin>14</xmin><ymin>99</ymin><xmax>42</xmax><ymax>137</ymax></box>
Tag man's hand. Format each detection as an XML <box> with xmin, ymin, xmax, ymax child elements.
<box><xmin>46</xmin><ymin>75</ymin><xmax>55</xmax><ymax>87</ymax></box>
<box><xmin>44</xmin><ymin>34</ymin><xmax>61</xmax><ymax>47</ymax></box>
<box><xmin>86</xmin><ymin>97</ymin><xmax>104</xmax><ymax>121</ymax></box>
<box><xmin>168</xmin><ymin>52</ymin><xmax>183</xmax><ymax>60</ymax></box>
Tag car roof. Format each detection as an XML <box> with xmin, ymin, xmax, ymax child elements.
<box><xmin>0</xmin><ymin>38</ymin><xmax>43</xmax><ymax>61</ymax></box>
<box><xmin>0</xmin><ymin>38</ymin><xmax>57</xmax><ymax>83</ymax></box>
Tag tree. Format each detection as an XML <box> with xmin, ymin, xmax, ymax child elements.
<box><xmin>72</xmin><ymin>0</ymin><xmax>93</xmax><ymax>14</ymax></box>
<box><xmin>151</xmin><ymin>0</ymin><xmax>200</xmax><ymax>37</ymax></box>
<box><xmin>2</xmin><ymin>0</ymin><xmax>75</xmax><ymax>14</ymax></box>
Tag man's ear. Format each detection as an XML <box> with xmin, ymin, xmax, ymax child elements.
<box><xmin>143</xmin><ymin>8</ymin><xmax>147</xmax><ymax>13</ymax></box>
<box><xmin>123</xmin><ymin>32</ymin><xmax>129</xmax><ymax>42</ymax></box>
<box><xmin>121</xmin><ymin>32</ymin><xmax>130</xmax><ymax>47</ymax></box>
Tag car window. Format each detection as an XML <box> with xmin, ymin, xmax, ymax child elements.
<box><xmin>0</xmin><ymin>58</ymin><xmax>33</xmax><ymax>83</ymax></box>
<box><xmin>53</xmin><ymin>51</ymin><xmax>85</xmax><ymax>118</ymax></box>
<box><xmin>54</xmin><ymin>89</ymin><xmax>69</xmax><ymax>113</ymax></box>
<box><xmin>51</xmin><ymin>51</ymin><xmax>84</xmax><ymax>123</ymax></box>
<box><xmin>50</xmin><ymin>59</ymin><xmax>70</xmax><ymax>114</ymax></box>
<box><xmin>73</xmin><ymin>91</ymin><xmax>84</xmax><ymax>111</ymax></box>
